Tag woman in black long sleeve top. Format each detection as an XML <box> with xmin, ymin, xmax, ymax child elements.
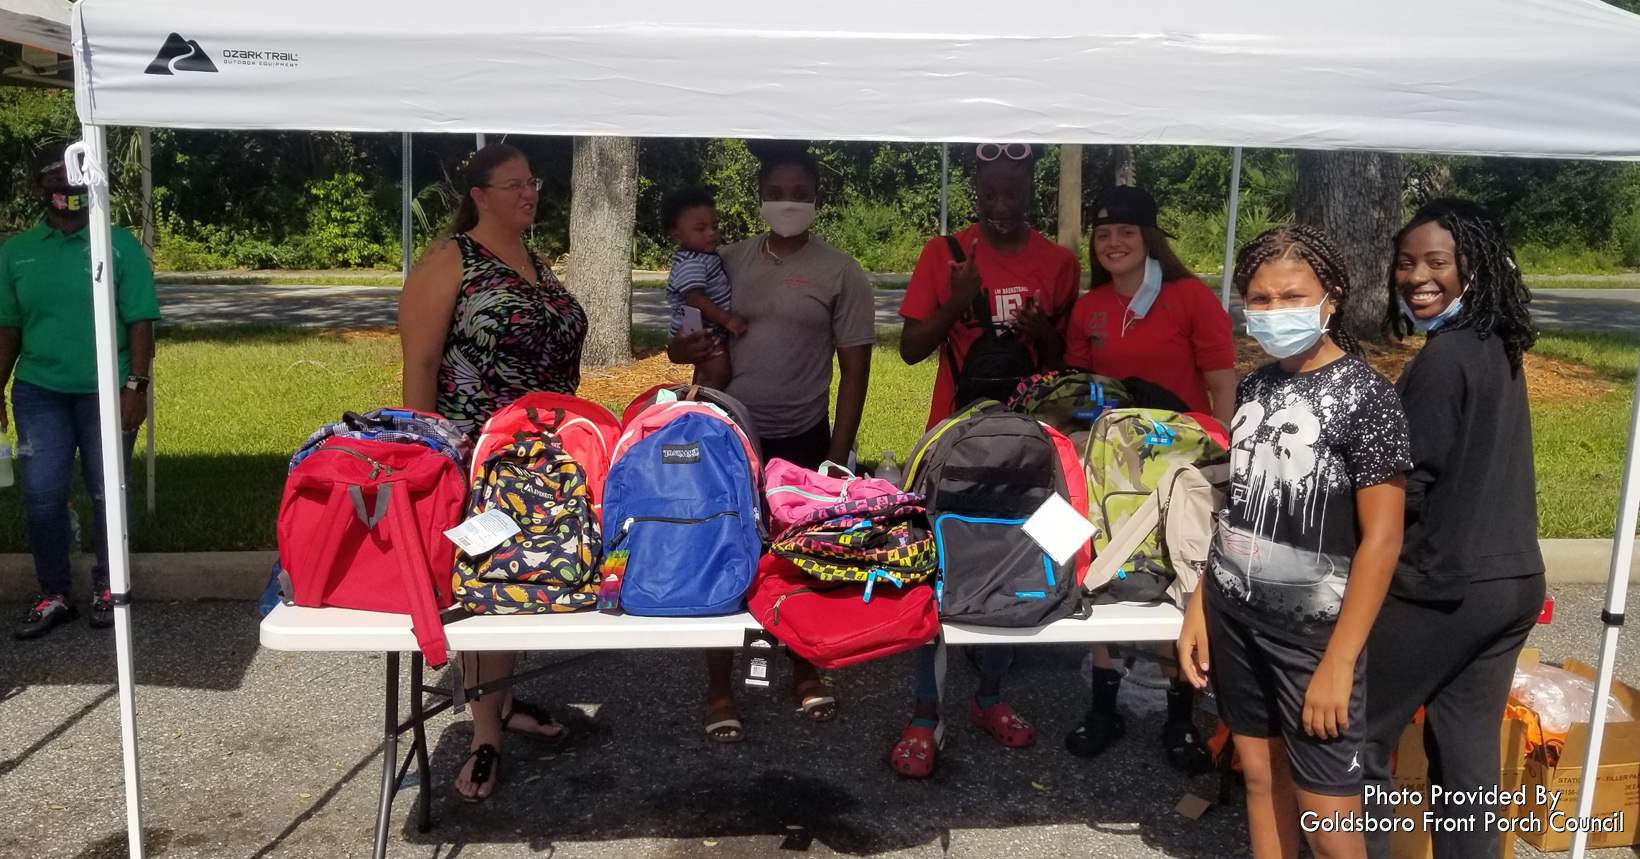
<box><xmin>1361</xmin><ymin>199</ymin><xmax>1545</xmax><ymax>859</ymax></box>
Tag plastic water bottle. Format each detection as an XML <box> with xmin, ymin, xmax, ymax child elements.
<box><xmin>876</xmin><ymin>451</ymin><xmax>902</xmax><ymax>488</ymax></box>
<box><xmin>0</xmin><ymin>441</ymin><xmax>12</xmax><ymax>488</ymax></box>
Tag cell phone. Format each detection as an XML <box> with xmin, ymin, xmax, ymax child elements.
<box><xmin>679</xmin><ymin>306</ymin><xmax>704</xmax><ymax>335</ymax></box>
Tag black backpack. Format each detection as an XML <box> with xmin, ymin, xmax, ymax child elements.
<box><xmin>944</xmin><ymin>236</ymin><xmax>1037</xmax><ymax>411</ymax></box>
<box><xmin>904</xmin><ymin>405</ymin><xmax>1079</xmax><ymax>627</ymax></box>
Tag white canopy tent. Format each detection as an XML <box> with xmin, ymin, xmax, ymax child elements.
<box><xmin>66</xmin><ymin>0</ymin><xmax>1640</xmax><ymax>856</ymax></box>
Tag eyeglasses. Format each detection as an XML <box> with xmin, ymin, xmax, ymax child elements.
<box><xmin>483</xmin><ymin>177</ymin><xmax>543</xmax><ymax>192</ymax></box>
<box><xmin>976</xmin><ymin>143</ymin><xmax>1034</xmax><ymax>162</ymax></box>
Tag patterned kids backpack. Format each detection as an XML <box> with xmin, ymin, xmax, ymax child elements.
<box><xmin>1006</xmin><ymin>371</ymin><xmax>1131</xmax><ymax>438</ymax></box>
<box><xmin>771</xmin><ymin>493</ymin><xmax>938</xmax><ymax>594</ymax></box>
<box><xmin>469</xmin><ymin>393</ymin><xmax>620</xmax><ymax>520</ymax></box>
<box><xmin>453</xmin><ymin>436</ymin><xmax>603</xmax><ymax>614</ymax></box>
<box><xmin>290</xmin><ymin>408</ymin><xmax>470</xmax><ymax>470</ymax></box>
<box><xmin>1083</xmin><ymin>408</ymin><xmax>1229</xmax><ymax>604</ymax></box>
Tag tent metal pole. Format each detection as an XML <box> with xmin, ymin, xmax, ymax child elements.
<box><xmin>1568</xmin><ymin>355</ymin><xmax>1640</xmax><ymax>858</ymax></box>
<box><xmin>939</xmin><ymin>143</ymin><xmax>949</xmax><ymax>236</ymax></box>
<box><xmin>1220</xmin><ymin>147</ymin><xmax>1244</xmax><ymax>310</ymax></box>
<box><xmin>401</xmin><ymin>133</ymin><xmax>413</xmax><ymax>276</ymax></box>
<box><xmin>476</xmin><ymin>132</ymin><xmax>486</xmax><ymax>150</ymax></box>
<box><xmin>80</xmin><ymin>124</ymin><xmax>147</xmax><ymax>859</ymax></box>
<box><xmin>140</xmin><ymin>128</ymin><xmax>155</xmax><ymax>515</ymax></box>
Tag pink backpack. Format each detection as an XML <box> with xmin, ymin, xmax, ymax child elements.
<box><xmin>612</xmin><ymin>399</ymin><xmax>760</xmax><ymax>477</ymax></box>
<box><xmin>764</xmin><ymin>459</ymin><xmax>900</xmax><ymax>539</ymax></box>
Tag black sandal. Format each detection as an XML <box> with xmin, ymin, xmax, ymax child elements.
<box><xmin>501</xmin><ymin>698</ymin><xmax>569</xmax><ymax>747</ymax></box>
<box><xmin>450</xmin><ymin>743</ymin><xmax>502</xmax><ymax>804</ymax></box>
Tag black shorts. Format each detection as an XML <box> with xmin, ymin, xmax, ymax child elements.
<box><xmin>1206</xmin><ymin>602</ymin><xmax>1367</xmax><ymax>797</ymax></box>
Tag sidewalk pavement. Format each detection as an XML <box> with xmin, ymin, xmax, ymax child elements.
<box><xmin>0</xmin><ymin>540</ymin><xmax>1633</xmax><ymax>601</ymax></box>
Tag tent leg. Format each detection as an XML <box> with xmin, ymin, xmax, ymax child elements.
<box><xmin>1220</xmin><ymin>147</ymin><xmax>1244</xmax><ymax>310</ymax></box>
<box><xmin>476</xmin><ymin>133</ymin><xmax>486</xmax><ymax>150</ymax></box>
<box><xmin>401</xmin><ymin>133</ymin><xmax>413</xmax><ymax>277</ymax></box>
<box><xmin>77</xmin><ymin>124</ymin><xmax>147</xmax><ymax>859</ymax></box>
<box><xmin>939</xmin><ymin>144</ymin><xmax>949</xmax><ymax>237</ymax></box>
<box><xmin>1569</xmin><ymin>353</ymin><xmax>1640</xmax><ymax>858</ymax></box>
<box><xmin>374</xmin><ymin>652</ymin><xmax>402</xmax><ymax>859</ymax></box>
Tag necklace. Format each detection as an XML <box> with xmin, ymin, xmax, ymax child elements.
<box><xmin>760</xmin><ymin>234</ymin><xmax>785</xmax><ymax>265</ymax></box>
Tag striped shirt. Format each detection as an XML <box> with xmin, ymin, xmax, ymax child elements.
<box><xmin>665</xmin><ymin>249</ymin><xmax>733</xmax><ymax>336</ymax></box>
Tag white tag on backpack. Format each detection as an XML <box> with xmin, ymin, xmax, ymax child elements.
<box><xmin>1022</xmin><ymin>494</ymin><xmax>1095</xmax><ymax>566</ymax></box>
<box><xmin>444</xmin><ymin>508</ymin><xmax>522</xmax><ymax>556</ymax></box>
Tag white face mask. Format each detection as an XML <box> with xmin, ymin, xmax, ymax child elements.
<box><xmin>1244</xmin><ymin>300</ymin><xmax>1332</xmax><ymax>360</ymax></box>
<box><xmin>761</xmin><ymin>201</ymin><xmax>816</xmax><ymax>238</ymax></box>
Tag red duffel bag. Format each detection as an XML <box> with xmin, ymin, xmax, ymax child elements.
<box><xmin>747</xmin><ymin>554</ymin><xmax>939</xmax><ymax>670</ymax></box>
<box><xmin>278</xmin><ymin>436</ymin><xmax>464</xmax><ymax>667</ymax></box>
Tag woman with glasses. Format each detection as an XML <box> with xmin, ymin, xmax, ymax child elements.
<box><xmin>890</xmin><ymin>143</ymin><xmax>1080</xmax><ymax>778</ymax></box>
<box><xmin>399</xmin><ymin>143</ymin><xmax>587</xmax><ymax>803</ymax></box>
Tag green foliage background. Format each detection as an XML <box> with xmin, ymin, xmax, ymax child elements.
<box><xmin>3</xmin><ymin>86</ymin><xmax>1638</xmax><ymax>274</ymax></box>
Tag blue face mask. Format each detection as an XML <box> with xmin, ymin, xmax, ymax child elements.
<box><xmin>1398</xmin><ymin>290</ymin><xmax>1467</xmax><ymax>332</ymax></box>
<box><xmin>1244</xmin><ymin>301</ymin><xmax>1331</xmax><ymax>360</ymax></box>
<box><xmin>1128</xmin><ymin>257</ymin><xmax>1164</xmax><ymax>319</ymax></box>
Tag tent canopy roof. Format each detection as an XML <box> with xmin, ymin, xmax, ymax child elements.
<box><xmin>2</xmin><ymin>0</ymin><xmax>70</xmax><ymax>86</ymax></box>
<box><xmin>72</xmin><ymin>0</ymin><xmax>1640</xmax><ymax>159</ymax></box>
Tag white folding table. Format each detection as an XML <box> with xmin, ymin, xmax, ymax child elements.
<box><xmin>259</xmin><ymin>601</ymin><xmax>1184</xmax><ymax>858</ymax></box>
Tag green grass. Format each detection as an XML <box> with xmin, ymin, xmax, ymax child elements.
<box><xmin>1526</xmin><ymin>276</ymin><xmax>1640</xmax><ymax>290</ymax></box>
<box><xmin>1530</xmin><ymin>331</ymin><xmax>1638</xmax><ymax>539</ymax></box>
<box><xmin>2</xmin><ymin>324</ymin><xmax>1631</xmax><ymax>553</ymax></box>
<box><xmin>156</xmin><ymin>273</ymin><xmax>406</xmax><ymax>287</ymax></box>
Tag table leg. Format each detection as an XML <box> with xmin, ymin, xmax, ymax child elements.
<box><xmin>410</xmin><ymin>653</ymin><xmax>432</xmax><ymax>833</ymax></box>
<box><xmin>372</xmin><ymin>651</ymin><xmax>401</xmax><ymax>859</ymax></box>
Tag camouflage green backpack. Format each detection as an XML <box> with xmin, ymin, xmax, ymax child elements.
<box><xmin>1084</xmin><ymin>408</ymin><xmax>1228</xmax><ymax>604</ymax></box>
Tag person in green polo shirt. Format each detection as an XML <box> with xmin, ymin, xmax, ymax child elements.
<box><xmin>0</xmin><ymin>143</ymin><xmax>160</xmax><ymax>640</ymax></box>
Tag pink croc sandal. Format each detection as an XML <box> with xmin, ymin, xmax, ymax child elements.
<box><xmin>889</xmin><ymin>721</ymin><xmax>946</xmax><ymax>778</ymax></box>
<box><xmin>969</xmin><ymin>698</ymin><xmax>1037</xmax><ymax>748</ymax></box>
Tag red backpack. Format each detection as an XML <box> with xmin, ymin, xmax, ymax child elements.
<box><xmin>471</xmin><ymin>393</ymin><xmax>620</xmax><ymax>519</ymax></box>
<box><xmin>1044</xmin><ymin>424</ymin><xmax>1092</xmax><ymax>585</ymax></box>
<box><xmin>747</xmin><ymin>554</ymin><xmax>939</xmax><ymax>670</ymax></box>
<box><xmin>277</xmin><ymin>436</ymin><xmax>464</xmax><ymax>667</ymax></box>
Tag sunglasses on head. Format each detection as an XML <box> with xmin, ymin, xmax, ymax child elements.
<box><xmin>976</xmin><ymin>143</ymin><xmax>1034</xmax><ymax>162</ymax></box>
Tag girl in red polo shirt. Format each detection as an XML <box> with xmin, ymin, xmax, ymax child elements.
<box><xmin>1064</xmin><ymin>186</ymin><xmax>1235</xmax><ymax>775</ymax></box>
<box><xmin>1064</xmin><ymin>185</ymin><xmax>1235</xmax><ymax>427</ymax></box>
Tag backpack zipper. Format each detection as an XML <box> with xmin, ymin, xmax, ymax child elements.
<box><xmin>770</xmin><ymin>587</ymin><xmax>816</xmax><ymax>625</ymax></box>
<box><xmin>608</xmin><ymin>511</ymin><xmax>742</xmax><ymax>548</ymax></box>
<box><xmin>314</xmin><ymin>445</ymin><xmax>399</xmax><ymax>481</ymax></box>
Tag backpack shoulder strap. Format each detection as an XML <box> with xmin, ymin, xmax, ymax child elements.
<box><xmin>1084</xmin><ymin>487</ymin><xmax>1162</xmax><ymax>593</ymax></box>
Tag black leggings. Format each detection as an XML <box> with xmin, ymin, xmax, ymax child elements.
<box><xmin>1362</xmin><ymin>574</ymin><xmax>1545</xmax><ymax>859</ymax></box>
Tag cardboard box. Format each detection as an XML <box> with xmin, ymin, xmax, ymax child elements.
<box><xmin>1387</xmin><ymin>712</ymin><xmax>1526</xmax><ymax>859</ymax></box>
<box><xmin>1516</xmin><ymin>655</ymin><xmax>1640</xmax><ymax>852</ymax></box>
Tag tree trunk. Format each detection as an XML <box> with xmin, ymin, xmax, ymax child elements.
<box><xmin>566</xmin><ymin>136</ymin><xmax>639</xmax><ymax>369</ymax></box>
<box><xmin>1295</xmin><ymin>150</ymin><xmax>1403</xmax><ymax>345</ymax></box>
<box><xmin>1057</xmin><ymin>144</ymin><xmax>1084</xmax><ymax>252</ymax></box>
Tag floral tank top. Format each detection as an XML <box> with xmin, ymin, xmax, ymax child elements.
<box><xmin>436</xmin><ymin>233</ymin><xmax>587</xmax><ymax>437</ymax></box>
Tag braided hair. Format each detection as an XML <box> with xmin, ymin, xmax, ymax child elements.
<box><xmin>1232</xmin><ymin>224</ymin><xmax>1363</xmax><ymax>357</ymax></box>
<box><xmin>1384</xmin><ymin>198</ymin><xmax>1536</xmax><ymax>374</ymax></box>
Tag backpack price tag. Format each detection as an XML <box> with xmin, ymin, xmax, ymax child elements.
<box><xmin>1022</xmin><ymin>494</ymin><xmax>1095</xmax><ymax>566</ymax></box>
<box><xmin>743</xmin><ymin>628</ymin><xmax>779</xmax><ymax>690</ymax></box>
<box><xmin>443</xmin><ymin>508</ymin><xmax>522</xmax><ymax>556</ymax></box>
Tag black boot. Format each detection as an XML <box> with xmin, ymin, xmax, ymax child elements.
<box><xmin>1066</xmin><ymin>667</ymin><xmax>1126</xmax><ymax>758</ymax></box>
<box><xmin>1162</xmin><ymin>679</ymin><xmax>1212</xmax><ymax>775</ymax></box>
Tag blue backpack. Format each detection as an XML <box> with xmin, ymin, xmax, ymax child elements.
<box><xmin>601</xmin><ymin>412</ymin><xmax>763</xmax><ymax>616</ymax></box>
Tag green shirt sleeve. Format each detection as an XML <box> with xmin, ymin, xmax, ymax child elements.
<box><xmin>0</xmin><ymin>240</ymin><xmax>21</xmax><ymax>328</ymax></box>
<box><xmin>112</xmin><ymin>228</ymin><xmax>160</xmax><ymax>324</ymax></box>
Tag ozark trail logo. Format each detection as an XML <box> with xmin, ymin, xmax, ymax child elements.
<box><xmin>145</xmin><ymin>33</ymin><xmax>217</xmax><ymax>75</ymax></box>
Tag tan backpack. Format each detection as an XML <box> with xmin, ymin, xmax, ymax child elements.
<box><xmin>1083</xmin><ymin>462</ymin><xmax>1229</xmax><ymax>607</ymax></box>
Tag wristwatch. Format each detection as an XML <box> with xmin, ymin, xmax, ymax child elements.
<box><xmin>124</xmin><ymin>375</ymin><xmax>150</xmax><ymax>394</ymax></box>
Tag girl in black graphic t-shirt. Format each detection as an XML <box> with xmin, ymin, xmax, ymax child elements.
<box><xmin>1178</xmin><ymin>226</ymin><xmax>1408</xmax><ymax>859</ymax></box>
